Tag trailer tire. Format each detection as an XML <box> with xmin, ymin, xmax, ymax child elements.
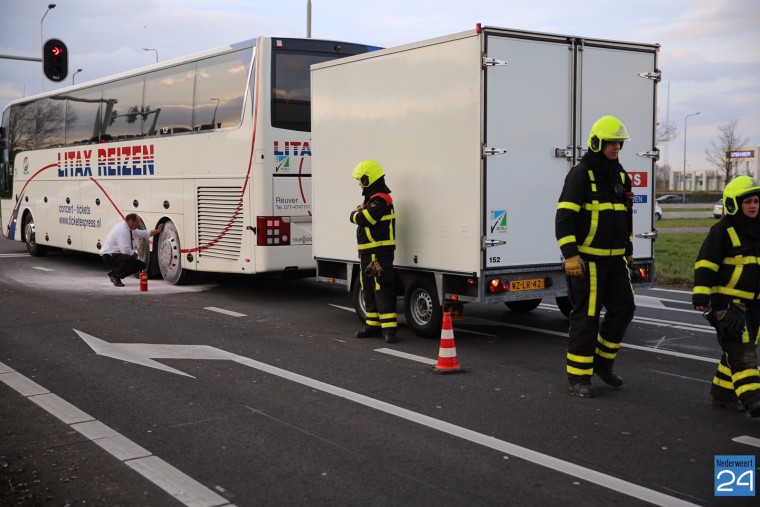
<box><xmin>157</xmin><ymin>221</ymin><xmax>188</xmax><ymax>285</ymax></box>
<box><xmin>404</xmin><ymin>278</ymin><xmax>442</xmax><ymax>338</ymax></box>
<box><xmin>556</xmin><ymin>296</ymin><xmax>572</xmax><ymax>318</ymax></box>
<box><xmin>505</xmin><ymin>299</ymin><xmax>541</xmax><ymax>313</ymax></box>
<box><xmin>352</xmin><ymin>276</ymin><xmax>368</xmax><ymax>324</ymax></box>
<box><xmin>23</xmin><ymin>212</ymin><xmax>49</xmax><ymax>257</ymax></box>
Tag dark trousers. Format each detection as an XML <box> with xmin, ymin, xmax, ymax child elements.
<box><xmin>710</xmin><ymin>303</ymin><xmax>760</xmax><ymax>407</ymax></box>
<box><xmin>102</xmin><ymin>253</ymin><xmax>145</xmax><ymax>280</ymax></box>
<box><xmin>567</xmin><ymin>257</ymin><xmax>635</xmax><ymax>379</ymax></box>
<box><xmin>359</xmin><ymin>251</ymin><xmax>397</xmax><ymax>330</ymax></box>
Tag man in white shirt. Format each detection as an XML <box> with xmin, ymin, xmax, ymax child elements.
<box><xmin>101</xmin><ymin>213</ymin><xmax>163</xmax><ymax>287</ymax></box>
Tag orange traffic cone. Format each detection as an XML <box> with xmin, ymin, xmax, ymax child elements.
<box><xmin>432</xmin><ymin>312</ymin><xmax>466</xmax><ymax>374</ymax></box>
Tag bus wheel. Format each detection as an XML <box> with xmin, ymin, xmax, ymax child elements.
<box><xmin>505</xmin><ymin>299</ymin><xmax>541</xmax><ymax>313</ymax></box>
<box><xmin>556</xmin><ymin>296</ymin><xmax>572</xmax><ymax>318</ymax></box>
<box><xmin>157</xmin><ymin>221</ymin><xmax>187</xmax><ymax>284</ymax></box>
<box><xmin>23</xmin><ymin>213</ymin><xmax>48</xmax><ymax>257</ymax></box>
<box><xmin>404</xmin><ymin>277</ymin><xmax>442</xmax><ymax>338</ymax></box>
<box><xmin>352</xmin><ymin>276</ymin><xmax>368</xmax><ymax>324</ymax></box>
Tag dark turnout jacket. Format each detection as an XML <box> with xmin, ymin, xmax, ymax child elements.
<box><xmin>350</xmin><ymin>177</ymin><xmax>396</xmax><ymax>254</ymax></box>
<box><xmin>555</xmin><ymin>151</ymin><xmax>633</xmax><ymax>261</ymax></box>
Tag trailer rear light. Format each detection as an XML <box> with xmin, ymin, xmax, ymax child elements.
<box><xmin>488</xmin><ymin>279</ymin><xmax>507</xmax><ymax>294</ymax></box>
<box><xmin>256</xmin><ymin>216</ymin><xmax>291</xmax><ymax>246</ymax></box>
<box><xmin>631</xmin><ymin>265</ymin><xmax>648</xmax><ymax>283</ymax></box>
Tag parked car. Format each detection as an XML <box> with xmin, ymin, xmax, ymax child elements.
<box><xmin>655</xmin><ymin>204</ymin><xmax>662</xmax><ymax>221</ymax></box>
<box><xmin>656</xmin><ymin>194</ymin><xmax>683</xmax><ymax>204</ymax></box>
<box><xmin>713</xmin><ymin>199</ymin><xmax>723</xmax><ymax>218</ymax></box>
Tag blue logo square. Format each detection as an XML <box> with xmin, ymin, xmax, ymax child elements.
<box><xmin>715</xmin><ymin>455</ymin><xmax>755</xmax><ymax>496</ymax></box>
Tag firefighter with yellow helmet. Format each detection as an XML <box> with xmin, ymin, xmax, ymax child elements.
<box><xmin>350</xmin><ymin>160</ymin><xmax>398</xmax><ymax>343</ymax></box>
<box><xmin>555</xmin><ymin>115</ymin><xmax>636</xmax><ymax>398</ymax></box>
<box><xmin>693</xmin><ymin>175</ymin><xmax>760</xmax><ymax>417</ymax></box>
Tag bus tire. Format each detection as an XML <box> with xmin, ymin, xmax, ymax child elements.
<box><xmin>404</xmin><ymin>277</ymin><xmax>442</xmax><ymax>338</ymax></box>
<box><xmin>157</xmin><ymin>221</ymin><xmax>188</xmax><ymax>285</ymax></box>
<box><xmin>504</xmin><ymin>299</ymin><xmax>541</xmax><ymax>313</ymax></box>
<box><xmin>352</xmin><ymin>275</ymin><xmax>367</xmax><ymax>324</ymax></box>
<box><xmin>23</xmin><ymin>212</ymin><xmax>49</xmax><ymax>257</ymax></box>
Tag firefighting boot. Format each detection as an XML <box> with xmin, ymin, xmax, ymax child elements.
<box><xmin>712</xmin><ymin>398</ymin><xmax>745</xmax><ymax>412</ymax></box>
<box><xmin>355</xmin><ymin>326</ymin><xmax>382</xmax><ymax>338</ymax></box>
<box><xmin>383</xmin><ymin>328</ymin><xmax>397</xmax><ymax>344</ymax></box>
<box><xmin>568</xmin><ymin>378</ymin><xmax>594</xmax><ymax>398</ymax></box>
<box><xmin>747</xmin><ymin>399</ymin><xmax>760</xmax><ymax>418</ymax></box>
<box><xmin>596</xmin><ymin>368</ymin><xmax>623</xmax><ymax>387</ymax></box>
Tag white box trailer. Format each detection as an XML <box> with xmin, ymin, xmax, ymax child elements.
<box><xmin>311</xmin><ymin>25</ymin><xmax>659</xmax><ymax>337</ymax></box>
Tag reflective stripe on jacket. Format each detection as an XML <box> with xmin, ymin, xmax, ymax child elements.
<box><xmin>350</xmin><ymin>192</ymin><xmax>396</xmax><ymax>253</ymax></box>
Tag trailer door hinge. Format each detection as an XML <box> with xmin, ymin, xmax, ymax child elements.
<box><xmin>483</xmin><ymin>56</ymin><xmax>508</xmax><ymax>68</ymax></box>
<box><xmin>636</xmin><ymin>148</ymin><xmax>660</xmax><ymax>161</ymax></box>
<box><xmin>483</xmin><ymin>238</ymin><xmax>506</xmax><ymax>248</ymax></box>
<box><xmin>636</xmin><ymin>231</ymin><xmax>658</xmax><ymax>240</ymax></box>
<box><xmin>483</xmin><ymin>146</ymin><xmax>507</xmax><ymax>157</ymax></box>
<box><xmin>638</xmin><ymin>69</ymin><xmax>662</xmax><ymax>82</ymax></box>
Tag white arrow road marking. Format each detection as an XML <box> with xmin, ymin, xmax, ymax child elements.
<box><xmin>733</xmin><ymin>435</ymin><xmax>760</xmax><ymax>449</ymax></box>
<box><xmin>32</xmin><ymin>266</ymin><xmax>54</xmax><ymax>272</ymax></box>
<box><xmin>204</xmin><ymin>307</ymin><xmax>247</xmax><ymax>318</ymax></box>
<box><xmin>0</xmin><ymin>360</ymin><xmax>234</xmax><ymax>507</ymax></box>
<box><xmin>76</xmin><ymin>329</ymin><xmax>697</xmax><ymax>506</ymax></box>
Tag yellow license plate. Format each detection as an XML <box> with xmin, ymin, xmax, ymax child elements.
<box><xmin>510</xmin><ymin>278</ymin><xmax>545</xmax><ymax>292</ymax></box>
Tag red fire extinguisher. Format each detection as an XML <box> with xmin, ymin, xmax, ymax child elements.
<box><xmin>140</xmin><ymin>271</ymin><xmax>148</xmax><ymax>292</ymax></box>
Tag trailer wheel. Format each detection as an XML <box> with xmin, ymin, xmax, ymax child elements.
<box><xmin>352</xmin><ymin>276</ymin><xmax>368</xmax><ymax>324</ymax></box>
<box><xmin>23</xmin><ymin>212</ymin><xmax>49</xmax><ymax>257</ymax></box>
<box><xmin>555</xmin><ymin>296</ymin><xmax>572</xmax><ymax>318</ymax></box>
<box><xmin>157</xmin><ymin>221</ymin><xmax>188</xmax><ymax>285</ymax></box>
<box><xmin>504</xmin><ymin>299</ymin><xmax>541</xmax><ymax>313</ymax></box>
<box><xmin>404</xmin><ymin>278</ymin><xmax>442</xmax><ymax>338</ymax></box>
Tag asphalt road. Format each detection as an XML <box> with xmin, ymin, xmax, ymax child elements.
<box><xmin>1</xmin><ymin>237</ymin><xmax>758</xmax><ymax>506</ymax></box>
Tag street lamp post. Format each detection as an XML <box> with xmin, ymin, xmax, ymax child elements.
<box><xmin>143</xmin><ymin>48</ymin><xmax>158</xmax><ymax>63</ymax></box>
<box><xmin>72</xmin><ymin>68</ymin><xmax>82</xmax><ymax>84</ymax></box>
<box><xmin>682</xmin><ymin>112</ymin><xmax>701</xmax><ymax>203</ymax></box>
<box><xmin>306</xmin><ymin>0</ymin><xmax>312</xmax><ymax>38</ymax></box>
<box><xmin>40</xmin><ymin>3</ymin><xmax>56</xmax><ymax>92</ymax></box>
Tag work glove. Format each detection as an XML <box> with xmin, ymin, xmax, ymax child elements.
<box><xmin>563</xmin><ymin>255</ymin><xmax>586</xmax><ymax>278</ymax></box>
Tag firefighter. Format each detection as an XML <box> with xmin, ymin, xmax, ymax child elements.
<box><xmin>350</xmin><ymin>160</ymin><xmax>398</xmax><ymax>343</ymax></box>
<box><xmin>693</xmin><ymin>176</ymin><xmax>760</xmax><ymax>417</ymax></box>
<box><xmin>555</xmin><ymin>115</ymin><xmax>636</xmax><ymax>398</ymax></box>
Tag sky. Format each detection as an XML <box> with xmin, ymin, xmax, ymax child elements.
<box><xmin>1</xmin><ymin>0</ymin><xmax>759</xmax><ymax>175</ymax></box>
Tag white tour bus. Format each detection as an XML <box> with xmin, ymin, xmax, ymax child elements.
<box><xmin>0</xmin><ymin>37</ymin><xmax>377</xmax><ymax>283</ymax></box>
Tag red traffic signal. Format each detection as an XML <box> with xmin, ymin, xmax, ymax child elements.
<box><xmin>43</xmin><ymin>38</ymin><xmax>68</xmax><ymax>82</ymax></box>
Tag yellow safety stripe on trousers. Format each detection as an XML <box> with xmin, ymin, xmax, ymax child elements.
<box><xmin>595</xmin><ymin>347</ymin><xmax>617</xmax><ymax>360</ymax></box>
<box><xmin>379</xmin><ymin>312</ymin><xmax>396</xmax><ymax>320</ymax></box>
<box><xmin>717</xmin><ymin>362</ymin><xmax>733</xmax><ymax>377</ymax></box>
<box><xmin>358</xmin><ymin>238</ymin><xmax>396</xmax><ymax>250</ymax></box>
<box><xmin>736</xmin><ymin>384</ymin><xmax>760</xmax><ymax>396</ymax></box>
<box><xmin>578</xmin><ymin>245</ymin><xmax>627</xmax><ymax>256</ymax></box>
<box><xmin>597</xmin><ymin>334</ymin><xmax>621</xmax><ymax>350</ymax></box>
<box><xmin>587</xmin><ymin>261</ymin><xmax>598</xmax><ymax>317</ymax></box>
<box><xmin>557</xmin><ymin>201</ymin><xmax>582</xmax><ymax>212</ymax></box>
<box><xmin>365</xmin><ymin>311</ymin><xmax>379</xmax><ymax>319</ymax></box>
<box><xmin>712</xmin><ymin>377</ymin><xmax>734</xmax><ymax>389</ymax></box>
<box><xmin>733</xmin><ymin>368</ymin><xmax>760</xmax><ymax>383</ymax></box>
<box><xmin>567</xmin><ymin>352</ymin><xmax>593</xmax><ymax>363</ymax></box>
<box><xmin>694</xmin><ymin>259</ymin><xmax>720</xmax><ymax>272</ymax></box>
<box><xmin>567</xmin><ymin>365</ymin><xmax>594</xmax><ymax>376</ymax></box>
<box><xmin>558</xmin><ymin>235</ymin><xmax>577</xmax><ymax>247</ymax></box>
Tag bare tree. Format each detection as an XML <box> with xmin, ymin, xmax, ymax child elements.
<box><xmin>706</xmin><ymin>119</ymin><xmax>750</xmax><ymax>186</ymax></box>
<box><xmin>656</xmin><ymin>121</ymin><xmax>678</xmax><ymax>145</ymax></box>
<box><xmin>654</xmin><ymin>163</ymin><xmax>672</xmax><ymax>190</ymax></box>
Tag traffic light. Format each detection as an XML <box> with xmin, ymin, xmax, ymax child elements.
<box><xmin>43</xmin><ymin>38</ymin><xmax>68</xmax><ymax>82</ymax></box>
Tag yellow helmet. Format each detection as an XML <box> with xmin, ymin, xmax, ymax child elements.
<box><xmin>587</xmin><ymin>115</ymin><xmax>630</xmax><ymax>152</ymax></box>
<box><xmin>723</xmin><ymin>175</ymin><xmax>760</xmax><ymax>215</ymax></box>
<box><xmin>352</xmin><ymin>160</ymin><xmax>384</xmax><ymax>187</ymax></box>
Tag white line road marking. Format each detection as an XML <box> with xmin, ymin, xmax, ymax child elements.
<box><xmin>204</xmin><ymin>307</ymin><xmax>247</xmax><ymax>318</ymax></box>
<box><xmin>375</xmin><ymin>348</ymin><xmax>437</xmax><ymax>365</ymax></box>
<box><xmin>75</xmin><ymin>333</ymin><xmax>697</xmax><ymax>506</ymax></box>
<box><xmin>645</xmin><ymin>369</ymin><xmax>711</xmax><ymax>384</ymax></box>
<box><xmin>32</xmin><ymin>266</ymin><xmax>54</xmax><ymax>271</ymax></box>
<box><xmin>732</xmin><ymin>435</ymin><xmax>760</xmax><ymax>449</ymax></box>
<box><xmin>0</xmin><ymin>253</ymin><xmax>30</xmax><ymax>258</ymax></box>
<box><xmin>0</xmin><ymin>362</ymin><xmax>233</xmax><ymax>507</ymax></box>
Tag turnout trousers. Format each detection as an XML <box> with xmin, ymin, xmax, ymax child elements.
<box><xmin>710</xmin><ymin>302</ymin><xmax>760</xmax><ymax>408</ymax></box>
<box><xmin>567</xmin><ymin>257</ymin><xmax>635</xmax><ymax>380</ymax></box>
<box><xmin>359</xmin><ymin>251</ymin><xmax>397</xmax><ymax>331</ymax></box>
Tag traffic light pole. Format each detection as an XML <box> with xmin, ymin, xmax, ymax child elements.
<box><xmin>0</xmin><ymin>54</ymin><xmax>42</xmax><ymax>62</ymax></box>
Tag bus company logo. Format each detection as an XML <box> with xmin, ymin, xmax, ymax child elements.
<box><xmin>23</xmin><ymin>157</ymin><xmax>29</xmax><ymax>175</ymax></box>
<box><xmin>490</xmin><ymin>210</ymin><xmax>507</xmax><ymax>233</ymax></box>
<box><xmin>273</xmin><ymin>141</ymin><xmax>312</xmax><ymax>173</ymax></box>
<box><xmin>57</xmin><ymin>145</ymin><xmax>156</xmax><ymax>178</ymax></box>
